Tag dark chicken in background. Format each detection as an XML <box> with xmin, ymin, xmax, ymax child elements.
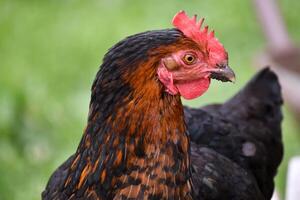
<box><xmin>42</xmin><ymin>11</ymin><xmax>283</xmax><ymax>200</ymax></box>
<box><xmin>186</xmin><ymin>68</ymin><xmax>283</xmax><ymax>199</ymax></box>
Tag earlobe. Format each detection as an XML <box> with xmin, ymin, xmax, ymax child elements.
<box><xmin>162</xmin><ymin>57</ymin><xmax>179</xmax><ymax>71</ymax></box>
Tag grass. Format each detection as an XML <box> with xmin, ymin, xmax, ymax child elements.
<box><xmin>0</xmin><ymin>0</ymin><xmax>299</xmax><ymax>199</ymax></box>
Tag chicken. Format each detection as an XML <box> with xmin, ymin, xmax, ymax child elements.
<box><xmin>186</xmin><ymin>67</ymin><xmax>283</xmax><ymax>200</ymax></box>
<box><xmin>42</xmin><ymin>11</ymin><xmax>282</xmax><ymax>200</ymax></box>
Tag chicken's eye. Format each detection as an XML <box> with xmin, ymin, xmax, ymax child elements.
<box><xmin>183</xmin><ymin>54</ymin><xmax>196</xmax><ymax>65</ymax></box>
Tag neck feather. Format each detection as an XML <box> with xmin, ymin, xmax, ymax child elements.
<box><xmin>63</xmin><ymin>56</ymin><xmax>193</xmax><ymax>199</ymax></box>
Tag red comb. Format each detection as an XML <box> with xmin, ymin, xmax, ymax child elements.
<box><xmin>172</xmin><ymin>11</ymin><xmax>216</xmax><ymax>47</ymax></box>
<box><xmin>172</xmin><ymin>11</ymin><xmax>227</xmax><ymax>63</ymax></box>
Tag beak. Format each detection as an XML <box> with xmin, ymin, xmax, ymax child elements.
<box><xmin>210</xmin><ymin>65</ymin><xmax>236</xmax><ymax>83</ymax></box>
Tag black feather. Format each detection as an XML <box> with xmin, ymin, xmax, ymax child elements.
<box><xmin>186</xmin><ymin>67</ymin><xmax>283</xmax><ymax>199</ymax></box>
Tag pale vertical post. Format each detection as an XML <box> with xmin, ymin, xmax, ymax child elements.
<box><xmin>271</xmin><ymin>190</ymin><xmax>281</xmax><ymax>200</ymax></box>
<box><xmin>286</xmin><ymin>157</ymin><xmax>300</xmax><ymax>200</ymax></box>
<box><xmin>253</xmin><ymin>0</ymin><xmax>293</xmax><ymax>52</ymax></box>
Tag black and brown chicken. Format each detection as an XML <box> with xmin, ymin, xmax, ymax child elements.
<box><xmin>42</xmin><ymin>11</ymin><xmax>283</xmax><ymax>200</ymax></box>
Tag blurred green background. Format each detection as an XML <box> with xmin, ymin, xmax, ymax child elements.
<box><xmin>0</xmin><ymin>0</ymin><xmax>299</xmax><ymax>199</ymax></box>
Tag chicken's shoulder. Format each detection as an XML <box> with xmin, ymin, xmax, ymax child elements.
<box><xmin>191</xmin><ymin>143</ymin><xmax>264</xmax><ymax>200</ymax></box>
<box><xmin>42</xmin><ymin>155</ymin><xmax>75</xmax><ymax>200</ymax></box>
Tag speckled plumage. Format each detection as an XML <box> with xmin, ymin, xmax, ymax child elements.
<box><xmin>43</xmin><ymin>29</ymin><xmax>194</xmax><ymax>200</ymax></box>
<box><xmin>42</xmin><ymin>28</ymin><xmax>283</xmax><ymax>200</ymax></box>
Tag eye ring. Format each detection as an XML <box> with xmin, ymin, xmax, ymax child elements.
<box><xmin>183</xmin><ymin>53</ymin><xmax>196</xmax><ymax>65</ymax></box>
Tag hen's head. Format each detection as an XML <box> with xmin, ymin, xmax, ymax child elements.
<box><xmin>97</xmin><ymin>11</ymin><xmax>234</xmax><ymax>101</ymax></box>
<box><xmin>157</xmin><ymin>11</ymin><xmax>235</xmax><ymax>99</ymax></box>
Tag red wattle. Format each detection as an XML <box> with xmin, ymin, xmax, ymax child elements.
<box><xmin>175</xmin><ymin>78</ymin><xmax>210</xmax><ymax>100</ymax></box>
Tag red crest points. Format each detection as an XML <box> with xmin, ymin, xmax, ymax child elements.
<box><xmin>172</xmin><ymin>11</ymin><xmax>227</xmax><ymax>64</ymax></box>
